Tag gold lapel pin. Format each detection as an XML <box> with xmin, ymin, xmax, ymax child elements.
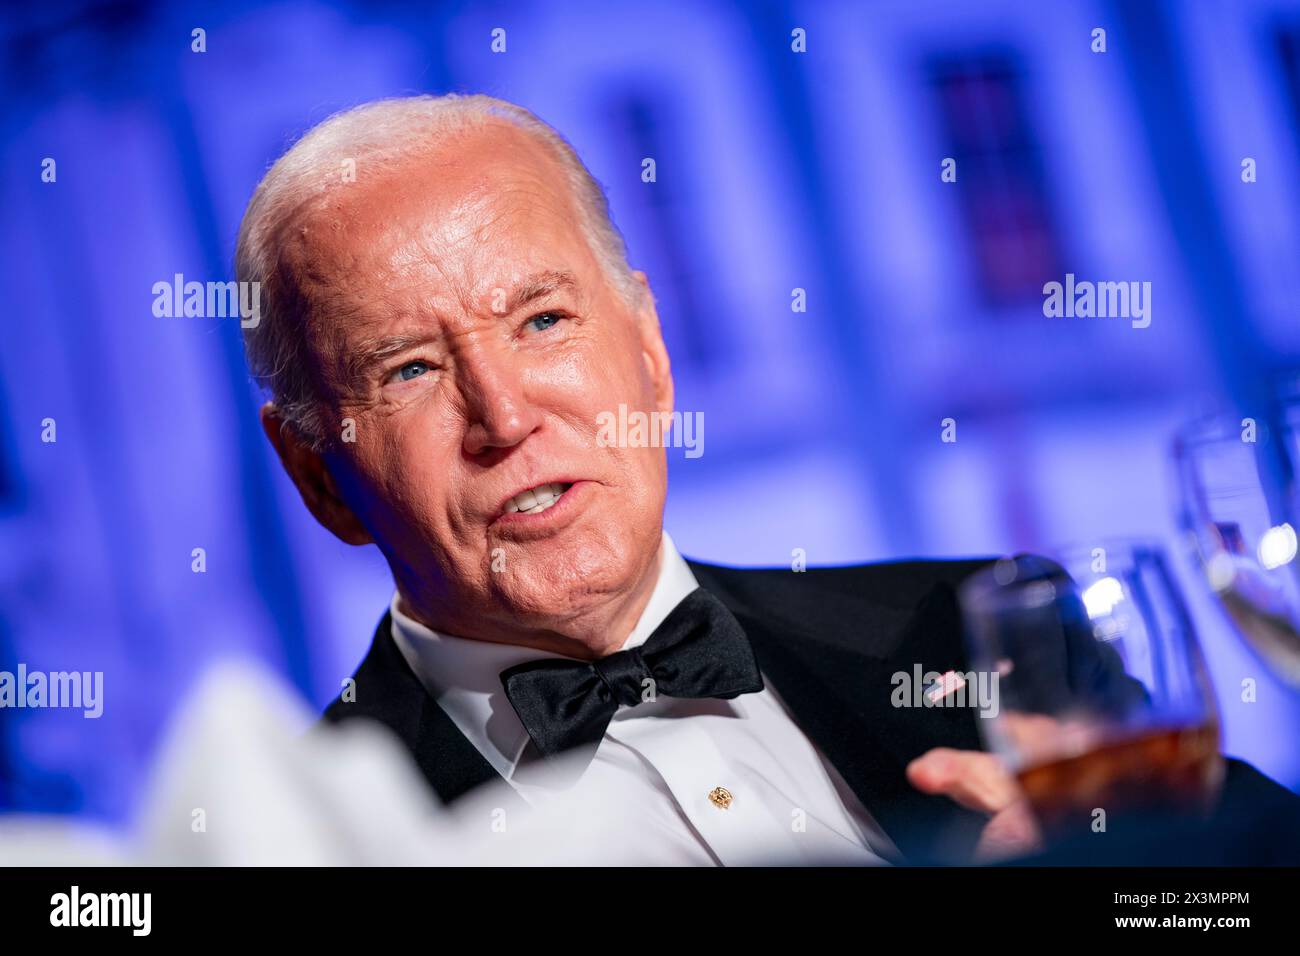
<box><xmin>708</xmin><ymin>786</ymin><xmax>733</xmax><ymax>809</ymax></box>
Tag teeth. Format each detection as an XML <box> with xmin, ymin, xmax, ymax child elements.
<box><xmin>503</xmin><ymin>482</ymin><xmax>572</xmax><ymax>515</ymax></box>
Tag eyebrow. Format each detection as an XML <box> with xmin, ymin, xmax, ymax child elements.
<box><xmin>344</xmin><ymin>332</ymin><xmax>436</xmax><ymax>384</ymax></box>
<box><xmin>506</xmin><ymin>269</ymin><xmax>577</xmax><ymax>313</ymax></box>
<box><xmin>343</xmin><ymin>270</ymin><xmax>579</xmax><ymax>383</ymax></box>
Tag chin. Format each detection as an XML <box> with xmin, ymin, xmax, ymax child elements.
<box><xmin>495</xmin><ymin>524</ymin><xmax>657</xmax><ymax>624</ymax></box>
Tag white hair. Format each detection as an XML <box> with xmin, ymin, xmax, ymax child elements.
<box><xmin>235</xmin><ymin>94</ymin><xmax>639</xmax><ymax>450</ymax></box>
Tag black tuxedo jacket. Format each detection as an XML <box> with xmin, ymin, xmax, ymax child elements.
<box><xmin>321</xmin><ymin>556</ymin><xmax>1300</xmax><ymax>864</ymax></box>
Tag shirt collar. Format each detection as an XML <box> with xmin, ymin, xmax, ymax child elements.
<box><xmin>388</xmin><ymin>530</ymin><xmax>699</xmax><ymax>782</ymax></box>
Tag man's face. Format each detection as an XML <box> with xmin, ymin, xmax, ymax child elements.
<box><xmin>276</xmin><ymin>122</ymin><xmax>673</xmax><ymax>648</ymax></box>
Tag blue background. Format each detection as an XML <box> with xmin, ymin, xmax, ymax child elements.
<box><xmin>2</xmin><ymin>0</ymin><xmax>1299</xmax><ymax>823</ymax></box>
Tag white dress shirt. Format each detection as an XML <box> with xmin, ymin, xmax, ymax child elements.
<box><xmin>389</xmin><ymin>532</ymin><xmax>898</xmax><ymax>866</ymax></box>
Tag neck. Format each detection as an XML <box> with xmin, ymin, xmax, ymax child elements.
<box><xmin>393</xmin><ymin>540</ymin><xmax>665</xmax><ymax>661</ymax></box>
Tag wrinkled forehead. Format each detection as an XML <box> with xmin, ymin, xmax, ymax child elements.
<box><xmin>276</xmin><ymin>124</ymin><xmax>601</xmax><ymax>357</ymax></box>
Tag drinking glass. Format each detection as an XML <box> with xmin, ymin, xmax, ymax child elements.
<box><xmin>959</xmin><ymin>545</ymin><xmax>1223</xmax><ymax>844</ymax></box>
<box><xmin>1173</xmin><ymin>396</ymin><xmax>1300</xmax><ymax>686</ymax></box>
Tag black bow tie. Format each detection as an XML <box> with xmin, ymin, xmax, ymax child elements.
<box><xmin>499</xmin><ymin>587</ymin><xmax>765</xmax><ymax>758</ymax></box>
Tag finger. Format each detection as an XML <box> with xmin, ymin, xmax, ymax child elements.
<box><xmin>974</xmin><ymin>801</ymin><xmax>1043</xmax><ymax>863</ymax></box>
<box><xmin>906</xmin><ymin>748</ymin><xmax>1021</xmax><ymax>815</ymax></box>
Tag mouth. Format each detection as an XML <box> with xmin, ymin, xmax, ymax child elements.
<box><xmin>496</xmin><ymin>481</ymin><xmax>577</xmax><ymax>519</ymax></box>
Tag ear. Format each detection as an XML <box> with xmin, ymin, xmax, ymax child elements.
<box><xmin>631</xmin><ymin>271</ymin><xmax>674</xmax><ymax>418</ymax></box>
<box><xmin>260</xmin><ymin>403</ymin><xmax>373</xmax><ymax>546</ymax></box>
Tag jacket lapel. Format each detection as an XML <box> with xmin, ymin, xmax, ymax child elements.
<box><xmin>687</xmin><ymin>560</ymin><xmax>990</xmax><ymax>862</ymax></box>
<box><xmin>321</xmin><ymin>612</ymin><xmax>526</xmax><ymax>812</ymax></box>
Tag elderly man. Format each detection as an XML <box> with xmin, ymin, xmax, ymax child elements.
<box><xmin>235</xmin><ymin>94</ymin><xmax>1295</xmax><ymax>866</ymax></box>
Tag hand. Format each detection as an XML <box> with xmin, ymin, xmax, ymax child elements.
<box><xmin>906</xmin><ymin>747</ymin><xmax>1043</xmax><ymax>862</ymax></box>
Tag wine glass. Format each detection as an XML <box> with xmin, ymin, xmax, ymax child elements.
<box><xmin>958</xmin><ymin>544</ymin><xmax>1223</xmax><ymax>845</ymax></box>
<box><xmin>1173</xmin><ymin>394</ymin><xmax>1300</xmax><ymax>686</ymax></box>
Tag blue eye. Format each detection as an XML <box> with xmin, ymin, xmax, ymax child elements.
<box><xmin>396</xmin><ymin>360</ymin><xmax>430</xmax><ymax>382</ymax></box>
<box><xmin>527</xmin><ymin>312</ymin><xmax>562</xmax><ymax>333</ymax></box>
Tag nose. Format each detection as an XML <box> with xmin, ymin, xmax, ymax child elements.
<box><xmin>457</xmin><ymin>341</ymin><xmax>542</xmax><ymax>458</ymax></box>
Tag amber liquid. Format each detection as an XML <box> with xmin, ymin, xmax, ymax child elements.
<box><xmin>1015</xmin><ymin>722</ymin><xmax>1223</xmax><ymax>844</ymax></box>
